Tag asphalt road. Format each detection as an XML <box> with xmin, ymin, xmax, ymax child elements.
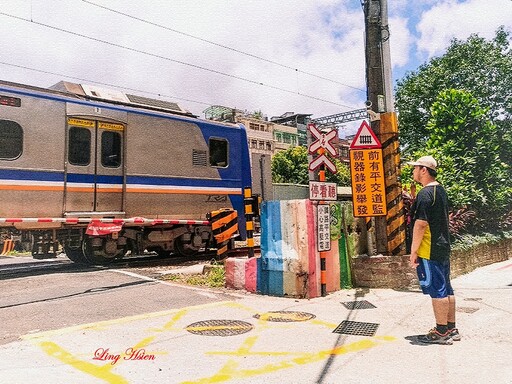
<box><xmin>0</xmin><ymin>256</ymin><xmax>236</xmax><ymax>346</ymax></box>
<box><xmin>0</xmin><ymin>255</ymin><xmax>510</xmax><ymax>384</ymax></box>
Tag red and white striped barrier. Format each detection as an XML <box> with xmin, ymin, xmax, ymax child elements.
<box><xmin>0</xmin><ymin>217</ymin><xmax>209</xmax><ymax>226</ymax></box>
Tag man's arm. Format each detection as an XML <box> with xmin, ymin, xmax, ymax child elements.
<box><xmin>410</xmin><ymin>219</ymin><xmax>428</xmax><ymax>267</ymax></box>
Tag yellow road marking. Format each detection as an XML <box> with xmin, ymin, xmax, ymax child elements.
<box><xmin>183</xmin><ymin>336</ymin><xmax>396</xmax><ymax>384</ymax></box>
<box><xmin>23</xmin><ymin>300</ymin><xmax>396</xmax><ymax>384</ymax></box>
<box><xmin>38</xmin><ymin>341</ymin><xmax>129</xmax><ymax>384</ymax></box>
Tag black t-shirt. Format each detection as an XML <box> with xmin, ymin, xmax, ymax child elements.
<box><xmin>410</xmin><ymin>183</ymin><xmax>451</xmax><ymax>262</ymax></box>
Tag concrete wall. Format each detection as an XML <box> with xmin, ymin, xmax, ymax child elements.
<box><xmin>272</xmin><ymin>184</ymin><xmax>309</xmax><ymax>201</ymax></box>
<box><xmin>352</xmin><ymin>237</ymin><xmax>512</xmax><ymax>289</ymax></box>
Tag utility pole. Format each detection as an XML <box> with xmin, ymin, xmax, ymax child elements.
<box><xmin>363</xmin><ymin>0</ymin><xmax>405</xmax><ymax>255</ymax></box>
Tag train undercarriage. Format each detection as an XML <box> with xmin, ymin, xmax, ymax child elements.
<box><xmin>0</xmin><ymin>208</ymin><xmax>243</xmax><ymax>264</ymax></box>
<box><xmin>0</xmin><ymin>224</ymin><xmax>216</xmax><ymax>264</ymax></box>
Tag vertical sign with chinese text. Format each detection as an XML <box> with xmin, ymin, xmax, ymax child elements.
<box><xmin>349</xmin><ymin>149</ymin><xmax>387</xmax><ymax>217</ymax></box>
<box><xmin>317</xmin><ymin>204</ymin><xmax>331</xmax><ymax>251</ymax></box>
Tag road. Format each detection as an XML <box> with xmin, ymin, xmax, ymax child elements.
<box><xmin>0</xmin><ymin>254</ymin><xmax>511</xmax><ymax>384</ymax></box>
<box><xmin>0</xmin><ymin>254</ymin><xmax>234</xmax><ymax>346</ymax></box>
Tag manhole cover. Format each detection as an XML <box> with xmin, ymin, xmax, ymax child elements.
<box><xmin>457</xmin><ymin>307</ymin><xmax>480</xmax><ymax>314</ymax></box>
<box><xmin>185</xmin><ymin>320</ymin><xmax>253</xmax><ymax>336</ymax></box>
<box><xmin>254</xmin><ymin>311</ymin><xmax>316</xmax><ymax>322</ymax></box>
<box><xmin>332</xmin><ymin>320</ymin><xmax>379</xmax><ymax>336</ymax></box>
<box><xmin>341</xmin><ymin>300</ymin><xmax>376</xmax><ymax>309</ymax></box>
<box><xmin>464</xmin><ymin>298</ymin><xmax>482</xmax><ymax>301</ymax></box>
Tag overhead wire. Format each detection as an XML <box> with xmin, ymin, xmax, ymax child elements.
<box><xmin>0</xmin><ymin>61</ymin><xmax>212</xmax><ymax>108</ymax></box>
<box><xmin>0</xmin><ymin>11</ymin><xmax>358</xmax><ymax>110</ymax></box>
<box><xmin>82</xmin><ymin>0</ymin><xmax>366</xmax><ymax>93</ymax></box>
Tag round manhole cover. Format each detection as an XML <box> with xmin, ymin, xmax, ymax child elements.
<box><xmin>254</xmin><ymin>311</ymin><xmax>316</xmax><ymax>322</ymax></box>
<box><xmin>185</xmin><ymin>320</ymin><xmax>254</xmax><ymax>336</ymax></box>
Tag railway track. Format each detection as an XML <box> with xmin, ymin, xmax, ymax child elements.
<box><xmin>0</xmin><ymin>245</ymin><xmax>260</xmax><ymax>279</ymax></box>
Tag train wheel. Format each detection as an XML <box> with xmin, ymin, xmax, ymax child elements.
<box><xmin>64</xmin><ymin>246</ymin><xmax>88</xmax><ymax>264</ymax></box>
<box><xmin>82</xmin><ymin>236</ymin><xmax>124</xmax><ymax>265</ymax></box>
<box><xmin>174</xmin><ymin>236</ymin><xmax>199</xmax><ymax>257</ymax></box>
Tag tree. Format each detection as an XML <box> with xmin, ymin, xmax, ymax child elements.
<box><xmin>395</xmin><ymin>27</ymin><xmax>512</xmax><ymax>157</ymax></box>
<box><xmin>396</xmin><ymin>27</ymin><xmax>512</xmax><ymax>231</ymax></box>
<box><xmin>271</xmin><ymin>146</ymin><xmax>309</xmax><ymax>185</ymax></box>
<box><xmin>404</xmin><ymin>89</ymin><xmax>511</xmax><ymax>230</ymax></box>
<box><xmin>271</xmin><ymin>146</ymin><xmax>350</xmax><ymax>186</ymax></box>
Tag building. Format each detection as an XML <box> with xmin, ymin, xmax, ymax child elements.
<box><xmin>270</xmin><ymin>112</ymin><xmax>312</xmax><ymax>147</ymax></box>
<box><xmin>273</xmin><ymin>123</ymin><xmax>299</xmax><ymax>152</ymax></box>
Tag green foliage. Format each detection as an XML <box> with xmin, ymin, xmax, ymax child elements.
<box><xmin>326</xmin><ymin>157</ymin><xmax>351</xmax><ymax>186</ymax></box>
<box><xmin>425</xmin><ymin>90</ymin><xmax>510</xmax><ymax>215</ymax></box>
<box><xmin>271</xmin><ymin>146</ymin><xmax>309</xmax><ymax>184</ymax></box>
<box><xmin>452</xmin><ymin>232</ymin><xmax>508</xmax><ymax>251</ymax></box>
<box><xmin>397</xmin><ymin>28</ymin><xmax>512</xmax><ymax>232</ymax></box>
<box><xmin>395</xmin><ymin>27</ymin><xmax>512</xmax><ymax>157</ymax></box>
<box><xmin>271</xmin><ymin>145</ymin><xmax>350</xmax><ymax>186</ymax></box>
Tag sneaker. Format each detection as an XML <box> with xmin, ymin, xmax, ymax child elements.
<box><xmin>417</xmin><ymin>328</ymin><xmax>453</xmax><ymax>345</ymax></box>
<box><xmin>449</xmin><ymin>328</ymin><xmax>461</xmax><ymax>341</ymax></box>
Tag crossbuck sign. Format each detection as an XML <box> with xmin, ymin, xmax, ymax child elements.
<box><xmin>308</xmin><ymin>123</ymin><xmax>337</xmax><ymax>173</ymax></box>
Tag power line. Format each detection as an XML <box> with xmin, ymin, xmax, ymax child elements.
<box><xmin>82</xmin><ymin>0</ymin><xmax>366</xmax><ymax>93</ymax></box>
<box><xmin>0</xmin><ymin>61</ymin><xmax>212</xmax><ymax>107</ymax></box>
<box><xmin>0</xmin><ymin>11</ymin><xmax>358</xmax><ymax>110</ymax></box>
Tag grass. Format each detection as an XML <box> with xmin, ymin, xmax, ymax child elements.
<box><xmin>159</xmin><ymin>264</ymin><xmax>225</xmax><ymax>288</ymax></box>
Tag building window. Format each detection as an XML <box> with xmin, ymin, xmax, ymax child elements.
<box><xmin>68</xmin><ymin>126</ymin><xmax>91</xmax><ymax>166</ymax></box>
<box><xmin>101</xmin><ymin>130</ymin><xmax>122</xmax><ymax>168</ymax></box>
<box><xmin>209</xmin><ymin>137</ymin><xmax>228</xmax><ymax>167</ymax></box>
<box><xmin>266</xmin><ymin>141</ymin><xmax>272</xmax><ymax>151</ymax></box>
<box><xmin>0</xmin><ymin>120</ymin><xmax>22</xmax><ymax>160</ymax></box>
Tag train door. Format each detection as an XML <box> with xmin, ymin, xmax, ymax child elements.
<box><xmin>65</xmin><ymin>118</ymin><xmax>125</xmax><ymax>214</ymax></box>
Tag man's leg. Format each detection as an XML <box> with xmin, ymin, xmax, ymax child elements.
<box><xmin>432</xmin><ymin>297</ymin><xmax>450</xmax><ymax>329</ymax></box>
<box><xmin>417</xmin><ymin>296</ymin><xmax>453</xmax><ymax>344</ymax></box>
<box><xmin>447</xmin><ymin>295</ymin><xmax>456</xmax><ymax>323</ymax></box>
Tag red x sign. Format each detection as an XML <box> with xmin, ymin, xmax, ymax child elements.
<box><xmin>308</xmin><ymin>124</ymin><xmax>338</xmax><ymax>157</ymax></box>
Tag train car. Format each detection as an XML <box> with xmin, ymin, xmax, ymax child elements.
<box><xmin>0</xmin><ymin>79</ymin><xmax>256</xmax><ymax>264</ymax></box>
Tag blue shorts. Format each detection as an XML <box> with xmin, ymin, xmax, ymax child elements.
<box><xmin>416</xmin><ymin>257</ymin><xmax>454</xmax><ymax>298</ymax></box>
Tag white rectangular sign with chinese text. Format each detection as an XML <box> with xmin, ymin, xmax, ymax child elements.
<box><xmin>309</xmin><ymin>181</ymin><xmax>337</xmax><ymax>201</ymax></box>
<box><xmin>317</xmin><ymin>204</ymin><xmax>331</xmax><ymax>251</ymax></box>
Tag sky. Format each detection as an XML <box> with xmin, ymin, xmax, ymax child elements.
<box><xmin>1</xmin><ymin>0</ymin><xmax>511</xmax><ymax>136</ymax></box>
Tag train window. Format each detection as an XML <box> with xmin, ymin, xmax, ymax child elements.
<box><xmin>0</xmin><ymin>120</ymin><xmax>22</xmax><ymax>160</ymax></box>
<box><xmin>101</xmin><ymin>131</ymin><xmax>122</xmax><ymax>168</ymax></box>
<box><xmin>68</xmin><ymin>127</ymin><xmax>91</xmax><ymax>166</ymax></box>
<box><xmin>209</xmin><ymin>138</ymin><xmax>228</xmax><ymax>167</ymax></box>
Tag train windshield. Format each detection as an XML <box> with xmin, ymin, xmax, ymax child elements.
<box><xmin>209</xmin><ymin>138</ymin><xmax>228</xmax><ymax>168</ymax></box>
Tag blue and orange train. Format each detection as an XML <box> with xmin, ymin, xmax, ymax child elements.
<box><xmin>0</xmin><ymin>79</ymin><xmax>256</xmax><ymax>263</ymax></box>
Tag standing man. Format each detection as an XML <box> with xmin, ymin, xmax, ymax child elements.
<box><xmin>408</xmin><ymin>156</ymin><xmax>460</xmax><ymax>345</ymax></box>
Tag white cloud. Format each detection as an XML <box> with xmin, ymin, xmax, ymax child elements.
<box><xmin>389</xmin><ymin>16</ymin><xmax>414</xmax><ymax>68</ymax></box>
<box><xmin>416</xmin><ymin>0</ymin><xmax>512</xmax><ymax>58</ymax></box>
<box><xmin>2</xmin><ymin>0</ymin><xmax>509</xmax><ymax>123</ymax></box>
<box><xmin>0</xmin><ymin>0</ymin><xmax>370</xmax><ymax>120</ymax></box>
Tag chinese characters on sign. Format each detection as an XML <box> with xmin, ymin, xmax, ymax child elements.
<box><xmin>317</xmin><ymin>204</ymin><xmax>331</xmax><ymax>251</ymax></box>
<box><xmin>349</xmin><ymin>149</ymin><xmax>387</xmax><ymax>217</ymax></box>
<box><xmin>309</xmin><ymin>181</ymin><xmax>337</xmax><ymax>201</ymax></box>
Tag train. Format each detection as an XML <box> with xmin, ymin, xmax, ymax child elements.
<box><xmin>0</xmin><ymin>79</ymin><xmax>257</xmax><ymax>264</ymax></box>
